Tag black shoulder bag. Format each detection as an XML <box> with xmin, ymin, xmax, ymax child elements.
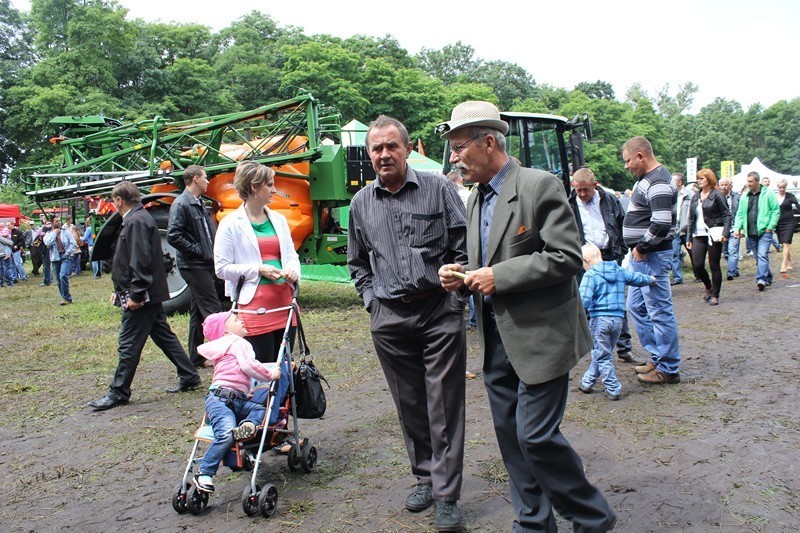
<box><xmin>292</xmin><ymin>308</ymin><xmax>329</xmax><ymax>418</ymax></box>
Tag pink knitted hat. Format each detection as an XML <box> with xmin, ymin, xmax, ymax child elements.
<box><xmin>203</xmin><ymin>311</ymin><xmax>231</xmax><ymax>341</ymax></box>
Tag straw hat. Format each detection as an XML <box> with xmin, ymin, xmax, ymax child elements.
<box><xmin>438</xmin><ymin>100</ymin><xmax>509</xmax><ymax>138</ymax></box>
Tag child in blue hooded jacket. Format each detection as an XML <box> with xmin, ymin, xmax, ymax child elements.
<box><xmin>578</xmin><ymin>243</ymin><xmax>655</xmax><ymax>400</ymax></box>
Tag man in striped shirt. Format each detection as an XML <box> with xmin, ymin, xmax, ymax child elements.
<box><xmin>348</xmin><ymin>115</ymin><xmax>468</xmax><ymax>531</ymax></box>
<box><xmin>621</xmin><ymin>136</ymin><xmax>682</xmax><ymax>385</ymax></box>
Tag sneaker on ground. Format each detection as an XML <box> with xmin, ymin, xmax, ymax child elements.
<box><xmin>434</xmin><ymin>500</ymin><xmax>463</xmax><ymax>532</ymax></box>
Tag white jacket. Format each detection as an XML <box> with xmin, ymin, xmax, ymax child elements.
<box><xmin>214</xmin><ymin>204</ymin><xmax>301</xmax><ymax>305</ymax></box>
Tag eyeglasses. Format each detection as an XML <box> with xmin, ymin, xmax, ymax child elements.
<box><xmin>451</xmin><ymin>134</ymin><xmax>482</xmax><ymax>155</ymax></box>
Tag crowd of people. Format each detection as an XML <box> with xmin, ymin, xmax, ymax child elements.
<box><xmin>6</xmin><ymin>98</ymin><xmax>798</xmax><ymax>532</ymax></box>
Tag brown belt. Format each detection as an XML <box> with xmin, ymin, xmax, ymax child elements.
<box><xmin>397</xmin><ymin>287</ymin><xmax>446</xmax><ymax>303</ymax></box>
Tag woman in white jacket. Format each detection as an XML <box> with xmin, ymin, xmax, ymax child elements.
<box><xmin>214</xmin><ymin>161</ymin><xmax>300</xmax><ymax>363</ymax></box>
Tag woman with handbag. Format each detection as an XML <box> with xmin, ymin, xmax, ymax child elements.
<box><xmin>214</xmin><ymin>160</ymin><xmax>300</xmax><ymax>363</ymax></box>
<box><xmin>687</xmin><ymin>168</ymin><xmax>732</xmax><ymax>305</ymax></box>
<box><xmin>775</xmin><ymin>179</ymin><xmax>798</xmax><ymax>277</ymax></box>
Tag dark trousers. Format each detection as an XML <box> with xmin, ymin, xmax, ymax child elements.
<box><xmin>370</xmin><ymin>292</ymin><xmax>466</xmax><ymax>501</ymax></box>
<box><xmin>42</xmin><ymin>252</ymin><xmax>52</xmax><ymax>285</ymax></box>
<box><xmin>109</xmin><ymin>302</ymin><xmax>199</xmax><ymax>402</ymax></box>
<box><xmin>691</xmin><ymin>237</ymin><xmax>723</xmax><ymax>298</ymax></box>
<box><xmin>246</xmin><ymin>326</ymin><xmax>296</xmax><ymax>364</ymax></box>
<box><xmin>482</xmin><ymin>309</ymin><xmax>615</xmax><ymax>532</ymax></box>
<box><xmin>179</xmin><ymin>267</ymin><xmax>222</xmax><ymax>366</ymax></box>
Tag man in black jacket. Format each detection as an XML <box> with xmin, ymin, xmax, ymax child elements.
<box><xmin>88</xmin><ymin>181</ymin><xmax>200</xmax><ymax>411</ymax></box>
<box><xmin>167</xmin><ymin>165</ymin><xmax>221</xmax><ymax>368</ymax></box>
<box><xmin>569</xmin><ymin>168</ymin><xmax>643</xmax><ymax>365</ymax></box>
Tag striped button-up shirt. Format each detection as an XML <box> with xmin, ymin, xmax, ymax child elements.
<box><xmin>347</xmin><ymin>166</ymin><xmax>468</xmax><ymax>310</ymax></box>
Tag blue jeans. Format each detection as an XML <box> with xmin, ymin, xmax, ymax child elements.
<box><xmin>747</xmin><ymin>233</ymin><xmax>773</xmax><ymax>286</ymax></box>
<box><xmin>199</xmin><ymin>393</ymin><xmax>266</xmax><ymax>476</ymax></box>
<box><xmin>71</xmin><ymin>253</ymin><xmax>81</xmax><ymax>275</ymax></box>
<box><xmin>581</xmin><ymin>316</ymin><xmax>622</xmax><ymax>395</ymax></box>
<box><xmin>1</xmin><ymin>254</ymin><xmax>16</xmax><ymax>284</ymax></box>
<box><xmin>91</xmin><ymin>260</ymin><xmax>102</xmax><ymax>278</ymax></box>
<box><xmin>13</xmin><ymin>251</ymin><xmax>27</xmax><ymax>280</ymax></box>
<box><xmin>627</xmin><ymin>249</ymin><xmax>681</xmax><ymax>375</ymax></box>
<box><xmin>52</xmin><ymin>258</ymin><xmax>72</xmax><ymax>302</ymax></box>
<box><xmin>42</xmin><ymin>253</ymin><xmax>52</xmax><ymax>285</ymax></box>
<box><xmin>467</xmin><ymin>294</ymin><xmax>476</xmax><ymax>326</ymax></box>
<box><xmin>670</xmin><ymin>235</ymin><xmax>685</xmax><ymax>282</ymax></box>
<box><xmin>726</xmin><ymin>236</ymin><xmax>740</xmax><ymax>277</ymax></box>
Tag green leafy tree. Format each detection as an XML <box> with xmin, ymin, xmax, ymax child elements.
<box><xmin>574</xmin><ymin>80</ymin><xmax>615</xmax><ymax>100</ymax></box>
<box><xmin>416</xmin><ymin>41</ymin><xmax>478</xmax><ymax>85</ymax></box>
<box><xmin>472</xmin><ymin>60</ymin><xmax>537</xmax><ymax>110</ymax></box>
<box><xmin>280</xmin><ymin>40</ymin><xmax>368</xmax><ymax>120</ymax></box>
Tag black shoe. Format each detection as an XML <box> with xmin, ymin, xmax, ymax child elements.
<box><xmin>165</xmin><ymin>379</ymin><xmax>202</xmax><ymax>393</ymax></box>
<box><xmin>670</xmin><ymin>280</ymin><xmax>682</xmax><ymax>286</ymax></box>
<box><xmin>578</xmin><ymin>384</ymin><xmax>593</xmax><ymax>394</ymax></box>
<box><xmin>87</xmin><ymin>395</ymin><xmax>128</xmax><ymax>411</ymax></box>
<box><xmin>617</xmin><ymin>351</ymin><xmax>645</xmax><ymax>365</ymax></box>
<box><xmin>405</xmin><ymin>483</ymin><xmax>433</xmax><ymax>512</ymax></box>
<box><xmin>757</xmin><ymin>281</ymin><xmax>766</xmax><ymax>292</ymax></box>
<box><xmin>434</xmin><ymin>500</ymin><xmax>463</xmax><ymax>532</ymax></box>
<box><xmin>604</xmin><ymin>391</ymin><xmax>621</xmax><ymax>401</ymax></box>
<box><xmin>726</xmin><ymin>274</ymin><xmax>734</xmax><ymax>281</ymax></box>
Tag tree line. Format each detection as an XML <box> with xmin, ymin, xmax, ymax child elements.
<box><xmin>2</xmin><ymin>0</ymin><xmax>798</xmax><ymax>207</ymax></box>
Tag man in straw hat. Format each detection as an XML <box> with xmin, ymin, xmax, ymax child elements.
<box><xmin>348</xmin><ymin>115</ymin><xmax>468</xmax><ymax>531</ymax></box>
<box><xmin>439</xmin><ymin>101</ymin><xmax>616</xmax><ymax>531</ymax></box>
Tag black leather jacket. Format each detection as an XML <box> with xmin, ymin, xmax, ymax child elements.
<box><xmin>569</xmin><ymin>187</ymin><xmax>627</xmax><ymax>262</ymax></box>
<box><xmin>166</xmin><ymin>189</ymin><xmax>216</xmax><ymax>270</ymax></box>
<box><xmin>113</xmin><ymin>204</ymin><xmax>169</xmax><ymax>304</ymax></box>
<box><xmin>687</xmin><ymin>188</ymin><xmax>732</xmax><ymax>241</ymax></box>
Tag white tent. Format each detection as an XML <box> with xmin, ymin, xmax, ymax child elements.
<box><xmin>730</xmin><ymin>157</ymin><xmax>800</xmax><ymax>192</ymax></box>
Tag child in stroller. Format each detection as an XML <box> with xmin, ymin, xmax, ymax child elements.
<box><xmin>193</xmin><ymin>310</ymin><xmax>281</xmax><ymax>494</ymax></box>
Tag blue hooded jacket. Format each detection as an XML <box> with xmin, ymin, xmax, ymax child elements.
<box><xmin>579</xmin><ymin>261</ymin><xmax>654</xmax><ymax>318</ymax></box>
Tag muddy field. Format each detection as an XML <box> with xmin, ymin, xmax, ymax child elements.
<box><xmin>1</xmin><ymin>252</ymin><xmax>798</xmax><ymax>532</ymax></box>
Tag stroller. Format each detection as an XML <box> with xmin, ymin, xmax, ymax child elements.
<box><xmin>171</xmin><ymin>281</ymin><xmax>318</xmax><ymax>518</ymax></box>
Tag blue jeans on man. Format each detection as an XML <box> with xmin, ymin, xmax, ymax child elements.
<box><xmin>42</xmin><ymin>252</ymin><xmax>52</xmax><ymax>285</ymax></box>
<box><xmin>726</xmin><ymin>235</ymin><xmax>741</xmax><ymax>278</ymax></box>
<box><xmin>671</xmin><ymin>234</ymin><xmax>686</xmax><ymax>283</ymax></box>
<box><xmin>627</xmin><ymin>249</ymin><xmax>681</xmax><ymax>375</ymax></box>
<box><xmin>199</xmin><ymin>393</ymin><xmax>265</xmax><ymax>476</ymax></box>
<box><xmin>581</xmin><ymin>316</ymin><xmax>623</xmax><ymax>396</ymax></box>
<box><xmin>1</xmin><ymin>254</ymin><xmax>17</xmax><ymax>285</ymax></box>
<box><xmin>747</xmin><ymin>233</ymin><xmax>773</xmax><ymax>287</ymax></box>
<box><xmin>13</xmin><ymin>251</ymin><xmax>28</xmax><ymax>281</ymax></box>
<box><xmin>52</xmin><ymin>257</ymin><xmax>73</xmax><ymax>302</ymax></box>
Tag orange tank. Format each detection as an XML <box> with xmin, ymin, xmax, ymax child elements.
<box><xmin>209</xmin><ymin>169</ymin><xmax>314</xmax><ymax>250</ymax></box>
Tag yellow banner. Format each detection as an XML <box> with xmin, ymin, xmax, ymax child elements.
<box><xmin>721</xmin><ymin>160</ymin><xmax>735</xmax><ymax>178</ymax></box>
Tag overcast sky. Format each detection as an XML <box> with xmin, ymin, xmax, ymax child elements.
<box><xmin>11</xmin><ymin>0</ymin><xmax>800</xmax><ymax>113</ymax></box>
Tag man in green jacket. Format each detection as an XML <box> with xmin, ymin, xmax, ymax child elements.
<box><xmin>733</xmin><ymin>171</ymin><xmax>780</xmax><ymax>291</ymax></box>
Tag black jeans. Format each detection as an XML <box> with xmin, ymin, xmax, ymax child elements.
<box><xmin>109</xmin><ymin>303</ymin><xmax>199</xmax><ymax>401</ymax></box>
<box><xmin>179</xmin><ymin>267</ymin><xmax>222</xmax><ymax>366</ymax></box>
<box><xmin>691</xmin><ymin>237</ymin><xmax>724</xmax><ymax>297</ymax></box>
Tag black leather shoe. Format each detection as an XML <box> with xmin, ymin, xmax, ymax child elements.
<box><xmin>87</xmin><ymin>395</ymin><xmax>128</xmax><ymax>411</ymax></box>
<box><xmin>405</xmin><ymin>483</ymin><xmax>433</xmax><ymax>512</ymax></box>
<box><xmin>165</xmin><ymin>379</ymin><xmax>202</xmax><ymax>393</ymax></box>
<box><xmin>618</xmin><ymin>351</ymin><xmax>645</xmax><ymax>365</ymax></box>
<box><xmin>434</xmin><ymin>500</ymin><xmax>463</xmax><ymax>531</ymax></box>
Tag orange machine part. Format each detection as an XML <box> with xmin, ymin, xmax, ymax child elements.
<box><xmin>209</xmin><ymin>170</ymin><xmax>313</xmax><ymax>250</ymax></box>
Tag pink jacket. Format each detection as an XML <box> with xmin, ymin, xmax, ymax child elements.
<box><xmin>197</xmin><ymin>334</ymin><xmax>280</xmax><ymax>394</ymax></box>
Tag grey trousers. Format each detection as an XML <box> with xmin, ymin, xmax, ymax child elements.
<box><xmin>370</xmin><ymin>292</ymin><xmax>467</xmax><ymax>501</ymax></box>
<box><xmin>482</xmin><ymin>309</ymin><xmax>616</xmax><ymax>532</ymax></box>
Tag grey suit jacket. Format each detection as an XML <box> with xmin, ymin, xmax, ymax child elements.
<box><xmin>467</xmin><ymin>161</ymin><xmax>592</xmax><ymax>385</ymax></box>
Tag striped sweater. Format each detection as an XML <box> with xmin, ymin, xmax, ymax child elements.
<box><xmin>622</xmin><ymin>165</ymin><xmax>677</xmax><ymax>253</ymax></box>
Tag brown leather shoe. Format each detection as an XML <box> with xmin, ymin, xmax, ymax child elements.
<box><xmin>634</xmin><ymin>361</ymin><xmax>656</xmax><ymax>374</ymax></box>
<box><xmin>637</xmin><ymin>370</ymin><xmax>680</xmax><ymax>384</ymax></box>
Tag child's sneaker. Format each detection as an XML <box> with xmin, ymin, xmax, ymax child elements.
<box><xmin>232</xmin><ymin>421</ymin><xmax>257</xmax><ymax>441</ymax></box>
<box><xmin>194</xmin><ymin>474</ymin><xmax>214</xmax><ymax>493</ymax></box>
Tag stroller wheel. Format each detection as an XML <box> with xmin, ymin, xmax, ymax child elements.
<box><xmin>171</xmin><ymin>482</ymin><xmax>190</xmax><ymax>514</ymax></box>
<box><xmin>258</xmin><ymin>484</ymin><xmax>279</xmax><ymax>518</ymax></box>
<box><xmin>301</xmin><ymin>444</ymin><xmax>318</xmax><ymax>473</ymax></box>
<box><xmin>186</xmin><ymin>484</ymin><xmax>209</xmax><ymax>515</ymax></box>
<box><xmin>287</xmin><ymin>444</ymin><xmax>302</xmax><ymax>472</ymax></box>
<box><xmin>242</xmin><ymin>484</ymin><xmax>261</xmax><ymax>516</ymax></box>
